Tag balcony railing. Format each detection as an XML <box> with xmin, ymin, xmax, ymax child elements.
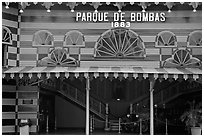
<box><xmin>40</xmin><ymin>78</ymin><xmax>106</xmax><ymax>120</ymax></box>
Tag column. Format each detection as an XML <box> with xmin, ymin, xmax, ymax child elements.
<box><xmin>86</xmin><ymin>76</ymin><xmax>90</xmax><ymax>135</ymax></box>
<box><xmin>104</xmin><ymin>103</ymin><xmax>109</xmax><ymax>131</ymax></box>
<box><xmin>150</xmin><ymin>78</ymin><xmax>155</xmax><ymax>135</ymax></box>
<box><xmin>130</xmin><ymin>103</ymin><xmax>133</xmax><ymax>114</ymax></box>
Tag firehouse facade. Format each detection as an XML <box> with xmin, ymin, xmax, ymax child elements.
<box><xmin>2</xmin><ymin>2</ymin><xmax>202</xmax><ymax>135</ymax></box>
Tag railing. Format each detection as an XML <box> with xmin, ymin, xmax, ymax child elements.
<box><xmin>40</xmin><ymin>79</ymin><xmax>106</xmax><ymax>120</ymax></box>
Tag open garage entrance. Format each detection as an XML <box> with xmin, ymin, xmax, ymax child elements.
<box><xmin>34</xmin><ymin>71</ymin><xmax>201</xmax><ymax>135</ymax></box>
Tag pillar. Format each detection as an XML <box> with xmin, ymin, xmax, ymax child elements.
<box><xmin>86</xmin><ymin>76</ymin><xmax>90</xmax><ymax>135</ymax></box>
<box><xmin>104</xmin><ymin>103</ymin><xmax>109</xmax><ymax>131</ymax></box>
<box><xmin>130</xmin><ymin>103</ymin><xmax>133</xmax><ymax>114</ymax></box>
<box><xmin>90</xmin><ymin>115</ymin><xmax>93</xmax><ymax>133</ymax></box>
<box><xmin>150</xmin><ymin>78</ymin><xmax>155</xmax><ymax>135</ymax></box>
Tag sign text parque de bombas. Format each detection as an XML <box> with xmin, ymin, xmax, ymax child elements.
<box><xmin>76</xmin><ymin>12</ymin><xmax>166</xmax><ymax>22</ymax></box>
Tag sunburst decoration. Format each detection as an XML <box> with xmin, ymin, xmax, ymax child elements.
<box><xmin>94</xmin><ymin>27</ymin><xmax>145</xmax><ymax>58</ymax></box>
<box><xmin>163</xmin><ymin>49</ymin><xmax>201</xmax><ymax>68</ymax></box>
<box><xmin>155</xmin><ymin>31</ymin><xmax>177</xmax><ymax>47</ymax></box>
<box><xmin>33</xmin><ymin>30</ymin><xmax>54</xmax><ymax>46</ymax></box>
<box><xmin>63</xmin><ymin>30</ymin><xmax>85</xmax><ymax>47</ymax></box>
<box><xmin>2</xmin><ymin>26</ymin><xmax>12</xmax><ymax>45</ymax></box>
<box><xmin>38</xmin><ymin>47</ymin><xmax>77</xmax><ymax>67</ymax></box>
<box><xmin>187</xmin><ymin>30</ymin><xmax>202</xmax><ymax>47</ymax></box>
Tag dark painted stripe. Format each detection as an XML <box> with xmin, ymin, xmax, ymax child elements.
<box><xmin>80</xmin><ymin>55</ymin><xmax>94</xmax><ymax>61</ymax></box>
<box><xmin>38</xmin><ymin>54</ymin><xmax>48</xmax><ymax>60</ymax></box>
<box><xmin>8</xmin><ymin>53</ymin><xmax>17</xmax><ymax>60</ymax></box>
<box><xmin>2</xmin><ymin>119</ymin><xmax>16</xmax><ymax>126</ymax></box>
<box><xmin>85</xmin><ymin>42</ymin><xmax>95</xmax><ymax>48</ymax></box>
<box><xmin>2</xmin><ymin>12</ymin><xmax>18</xmax><ymax>22</ymax></box>
<box><xmin>11</xmin><ymin>41</ymin><xmax>17</xmax><ymax>47</ymax></box>
<box><xmin>2</xmin><ymin>105</ymin><xmax>15</xmax><ymax>112</ymax></box>
<box><xmin>54</xmin><ymin>42</ymin><xmax>63</xmax><ymax>47</ymax></box>
<box><xmin>19</xmin><ymin>41</ymin><xmax>32</xmax><ymax>47</ymax></box>
<box><xmin>3</xmin><ymin>25</ymin><xmax>17</xmax><ymax>34</ymax></box>
<box><xmin>145</xmin><ymin>55</ymin><xmax>160</xmax><ymax>60</ymax></box>
<box><xmin>161</xmin><ymin>55</ymin><xmax>172</xmax><ymax>61</ymax></box>
<box><xmin>193</xmin><ymin>55</ymin><xmax>202</xmax><ymax>61</ymax></box>
<box><xmin>19</xmin><ymin>54</ymin><xmax>37</xmax><ymax>61</ymax></box>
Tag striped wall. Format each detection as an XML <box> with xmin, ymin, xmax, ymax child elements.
<box><xmin>2</xmin><ymin>85</ymin><xmax>39</xmax><ymax>134</ymax></box>
<box><xmin>2</xmin><ymin>85</ymin><xmax>17</xmax><ymax>134</ymax></box>
<box><xmin>18</xmin><ymin>10</ymin><xmax>202</xmax><ymax>68</ymax></box>
<box><xmin>2</xmin><ymin>7</ymin><xmax>19</xmax><ymax>67</ymax></box>
<box><xmin>16</xmin><ymin>86</ymin><xmax>39</xmax><ymax>134</ymax></box>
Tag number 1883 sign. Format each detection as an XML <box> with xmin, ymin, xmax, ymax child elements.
<box><xmin>76</xmin><ymin>12</ymin><xmax>166</xmax><ymax>27</ymax></box>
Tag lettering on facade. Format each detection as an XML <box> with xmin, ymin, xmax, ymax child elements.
<box><xmin>76</xmin><ymin>12</ymin><xmax>166</xmax><ymax>27</ymax></box>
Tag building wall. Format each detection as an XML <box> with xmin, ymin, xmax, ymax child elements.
<box><xmin>2</xmin><ymin>7</ymin><xmax>19</xmax><ymax>67</ymax></box>
<box><xmin>2</xmin><ymin>84</ymin><xmax>39</xmax><ymax>134</ymax></box>
<box><xmin>2</xmin><ymin>85</ymin><xmax>17</xmax><ymax>134</ymax></box>
<box><xmin>19</xmin><ymin>10</ymin><xmax>202</xmax><ymax>68</ymax></box>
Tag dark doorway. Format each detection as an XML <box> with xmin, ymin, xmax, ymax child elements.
<box><xmin>112</xmin><ymin>79</ymin><xmax>126</xmax><ymax>101</ymax></box>
<box><xmin>39</xmin><ymin>92</ymin><xmax>55</xmax><ymax>133</ymax></box>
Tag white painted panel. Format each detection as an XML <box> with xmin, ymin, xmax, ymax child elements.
<box><xmin>80</xmin><ymin>61</ymin><xmax>160</xmax><ymax>68</ymax></box>
<box><xmin>2</xmin><ymin>112</ymin><xmax>16</xmax><ymax>119</ymax></box>
<box><xmin>12</xmin><ymin>34</ymin><xmax>17</xmax><ymax>41</ymax></box>
<box><xmin>2</xmin><ymin>19</ymin><xmax>18</xmax><ymax>28</ymax></box>
<box><xmin>2</xmin><ymin>85</ymin><xmax>16</xmax><ymax>92</ymax></box>
<box><xmin>85</xmin><ymin>36</ymin><xmax>99</xmax><ymax>42</ymax></box>
<box><xmin>81</xmin><ymin>48</ymin><xmax>94</xmax><ymax>55</ymax></box>
<box><xmin>192</xmin><ymin>48</ymin><xmax>202</xmax><ymax>55</ymax></box>
<box><xmin>146</xmin><ymin>48</ymin><xmax>160</xmax><ymax>55</ymax></box>
<box><xmin>19</xmin><ymin>61</ymin><xmax>36</xmax><ymax>66</ymax></box>
<box><xmin>2</xmin><ymin>99</ymin><xmax>16</xmax><ymax>105</ymax></box>
<box><xmin>8</xmin><ymin>59</ymin><xmax>16</xmax><ymax>66</ymax></box>
<box><xmin>177</xmin><ymin>36</ymin><xmax>188</xmax><ymax>42</ymax></box>
<box><xmin>8</xmin><ymin>46</ymin><xmax>17</xmax><ymax>54</ymax></box>
<box><xmin>54</xmin><ymin>35</ymin><xmax>64</xmax><ymax>41</ymax></box>
<box><xmin>18</xmin><ymin>113</ymin><xmax>38</xmax><ymax>119</ymax></box>
<box><xmin>20</xmin><ymin>48</ymin><xmax>37</xmax><ymax>54</ymax></box>
<box><xmin>20</xmin><ymin>35</ymin><xmax>32</xmax><ymax>42</ymax></box>
<box><xmin>141</xmin><ymin>36</ymin><xmax>155</xmax><ymax>42</ymax></box>
<box><xmin>17</xmin><ymin>125</ymin><xmax>37</xmax><ymax>132</ymax></box>
<box><xmin>2</xmin><ymin>126</ymin><xmax>15</xmax><ymax>133</ymax></box>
